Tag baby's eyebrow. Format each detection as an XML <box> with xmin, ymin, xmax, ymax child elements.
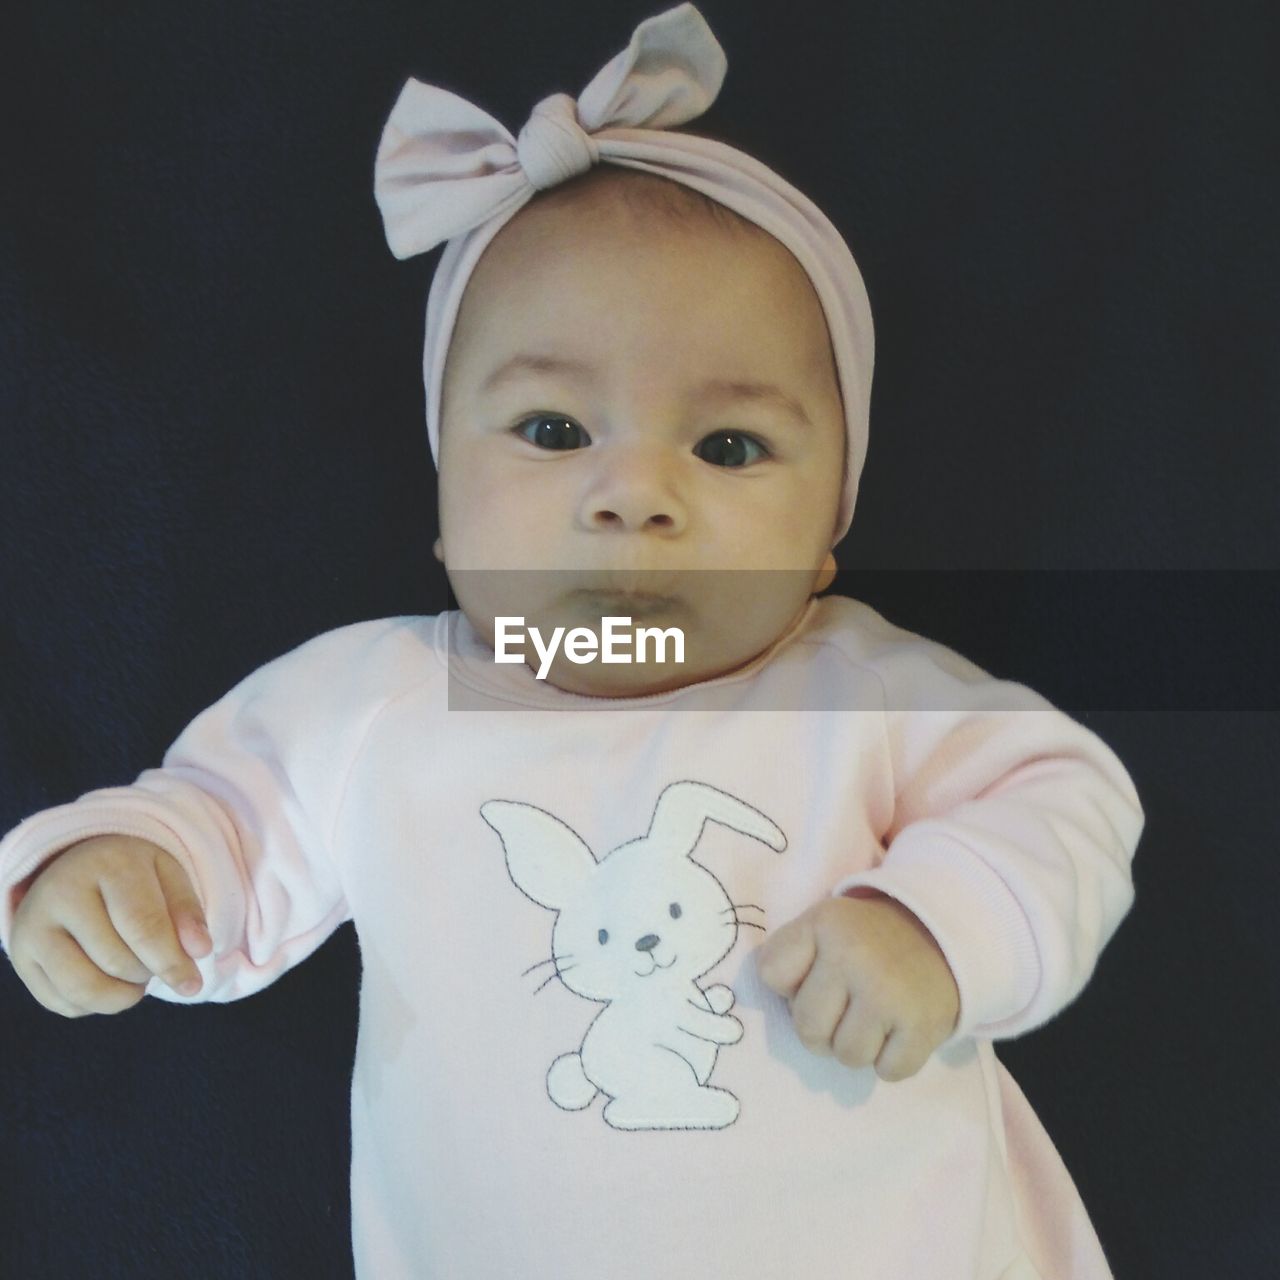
<box><xmin>479</xmin><ymin>353</ymin><xmax>812</xmax><ymax>427</ymax></box>
<box><xmin>480</xmin><ymin>354</ymin><xmax>593</xmax><ymax>393</ymax></box>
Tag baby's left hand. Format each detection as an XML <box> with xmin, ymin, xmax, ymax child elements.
<box><xmin>755</xmin><ymin>892</ymin><xmax>960</xmax><ymax>1082</ymax></box>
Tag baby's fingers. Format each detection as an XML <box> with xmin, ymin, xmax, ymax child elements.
<box><xmin>22</xmin><ymin>958</ymin><xmax>90</xmax><ymax>1019</ymax></box>
<box><xmin>99</xmin><ymin>858</ymin><xmax>203</xmax><ymax>996</ymax></box>
<box><xmin>831</xmin><ymin>998</ymin><xmax>940</xmax><ymax>1082</ymax></box>
<box><xmin>13</xmin><ymin>953</ymin><xmax>91</xmax><ymax>1019</ymax></box>
<box><xmin>873</xmin><ymin>1024</ymin><xmax>935</xmax><ymax>1084</ymax></box>
<box><xmin>60</xmin><ymin>890</ymin><xmax>153</xmax><ymax>986</ymax></box>
<box><xmin>787</xmin><ymin>964</ymin><xmax>849</xmax><ymax>1056</ymax></box>
<box><xmin>152</xmin><ymin>850</ymin><xmax>211</xmax><ymax>962</ymax></box>
<box><xmin>37</xmin><ymin>930</ymin><xmax>147</xmax><ymax>1015</ymax></box>
<box><xmin>755</xmin><ymin>913</ymin><xmax>818</xmax><ymax>998</ymax></box>
<box><xmin>831</xmin><ymin>997</ymin><xmax>889</xmax><ymax>1072</ymax></box>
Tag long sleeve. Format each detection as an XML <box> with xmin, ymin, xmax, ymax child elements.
<box><xmin>0</xmin><ymin>616</ymin><xmax>425</xmax><ymax>1004</ymax></box>
<box><xmin>829</xmin><ymin>603</ymin><xmax>1145</xmax><ymax>1041</ymax></box>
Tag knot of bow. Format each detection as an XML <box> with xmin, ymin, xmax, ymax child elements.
<box><xmin>374</xmin><ymin>3</ymin><xmax>727</xmax><ymax>259</ymax></box>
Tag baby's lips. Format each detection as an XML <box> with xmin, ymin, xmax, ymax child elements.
<box><xmin>567</xmin><ymin>588</ymin><xmax>684</xmax><ymax>619</ymax></box>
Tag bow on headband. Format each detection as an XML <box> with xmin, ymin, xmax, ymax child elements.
<box><xmin>375</xmin><ymin>3</ymin><xmax>726</xmax><ymax>257</ymax></box>
<box><xmin>372</xmin><ymin>2</ymin><xmax>875</xmax><ymax>545</ymax></box>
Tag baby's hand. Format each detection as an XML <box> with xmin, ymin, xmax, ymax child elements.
<box><xmin>755</xmin><ymin>892</ymin><xmax>959</xmax><ymax>1082</ymax></box>
<box><xmin>9</xmin><ymin>835</ymin><xmax>211</xmax><ymax>1017</ymax></box>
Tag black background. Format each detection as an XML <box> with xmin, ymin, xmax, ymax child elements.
<box><xmin>2</xmin><ymin>2</ymin><xmax>1277</xmax><ymax>1276</ymax></box>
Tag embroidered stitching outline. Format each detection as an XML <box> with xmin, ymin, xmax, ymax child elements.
<box><xmin>481</xmin><ymin>780</ymin><xmax>786</xmax><ymax>1131</ymax></box>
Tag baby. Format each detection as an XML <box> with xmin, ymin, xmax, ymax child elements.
<box><xmin>0</xmin><ymin>6</ymin><xmax>1143</xmax><ymax>1279</ymax></box>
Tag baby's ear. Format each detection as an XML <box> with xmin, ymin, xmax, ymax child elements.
<box><xmin>481</xmin><ymin>801</ymin><xmax>597</xmax><ymax>910</ymax></box>
<box><xmin>814</xmin><ymin>550</ymin><xmax>837</xmax><ymax>594</ymax></box>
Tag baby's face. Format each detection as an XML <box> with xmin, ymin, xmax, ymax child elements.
<box><xmin>436</xmin><ymin>180</ymin><xmax>845</xmax><ymax>696</ymax></box>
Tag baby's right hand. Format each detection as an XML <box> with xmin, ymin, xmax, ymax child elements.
<box><xmin>9</xmin><ymin>835</ymin><xmax>211</xmax><ymax>1017</ymax></box>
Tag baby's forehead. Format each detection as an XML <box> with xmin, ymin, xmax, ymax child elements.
<box><xmin>442</xmin><ymin>166</ymin><xmax>842</xmax><ymax>423</ymax></box>
<box><xmin>532</xmin><ymin>163</ymin><xmax>760</xmax><ymax>232</ymax></box>
<box><xmin>459</xmin><ymin>172</ymin><xmax>825</xmax><ymax>340</ymax></box>
<box><xmin>478</xmin><ymin>167</ymin><xmax>786</xmax><ymax>283</ymax></box>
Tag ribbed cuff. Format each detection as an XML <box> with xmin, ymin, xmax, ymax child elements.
<box><xmin>830</xmin><ymin>826</ymin><xmax>1041</xmax><ymax>1039</ymax></box>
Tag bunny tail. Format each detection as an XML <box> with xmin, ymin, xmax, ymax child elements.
<box><xmin>547</xmin><ymin>1053</ymin><xmax>597</xmax><ymax>1111</ymax></box>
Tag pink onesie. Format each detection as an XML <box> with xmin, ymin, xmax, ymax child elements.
<box><xmin>0</xmin><ymin>593</ymin><xmax>1143</xmax><ymax>1278</ymax></box>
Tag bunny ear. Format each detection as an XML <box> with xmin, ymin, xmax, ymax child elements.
<box><xmin>481</xmin><ymin>800</ymin><xmax>598</xmax><ymax>910</ymax></box>
<box><xmin>646</xmin><ymin>781</ymin><xmax>787</xmax><ymax>860</ymax></box>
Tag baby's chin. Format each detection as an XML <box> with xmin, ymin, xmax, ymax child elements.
<box><xmin>533</xmin><ymin>651</ymin><xmax>749</xmax><ymax>698</ymax></box>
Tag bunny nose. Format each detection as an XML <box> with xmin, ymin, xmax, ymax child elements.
<box><xmin>635</xmin><ymin>934</ymin><xmax>660</xmax><ymax>953</ymax></box>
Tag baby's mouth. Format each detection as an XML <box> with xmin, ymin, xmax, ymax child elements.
<box><xmin>634</xmin><ymin>953</ymin><xmax>678</xmax><ymax>978</ymax></box>
<box><xmin>568</xmin><ymin>588</ymin><xmax>681</xmax><ymax>620</ymax></box>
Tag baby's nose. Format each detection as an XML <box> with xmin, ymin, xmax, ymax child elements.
<box><xmin>635</xmin><ymin>934</ymin><xmax>660</xmax><ymax>953</ymax></box>
<box><xmin>580</xmin><ymin>445</ymin><xmax>687</xmax><ymax>535</ymax></box>
<box><xmin>590</xmin><ymin>505</ymin><xmax>678</xmax><ymax>532</ymax></box>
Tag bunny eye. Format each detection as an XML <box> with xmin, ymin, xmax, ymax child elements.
<box><xmin>597</xmin><ymin>928</ymin><xmax>609</xmax><ymax>945</ymax></box>
<box><xmin>668</xmin><ymin>903</ymin><xmax>682</xmax><ymax>919</ymax></box>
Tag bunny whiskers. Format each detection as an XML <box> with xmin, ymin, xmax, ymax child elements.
<box><xmin>523</xmin><ymin>953</ymin><xmax>577</xmax><ymax>995</ymax></box>
<box><xmin>722</xmin><ymin>903</ymin><xmax>766</xmax><ymax>933</ymax></box>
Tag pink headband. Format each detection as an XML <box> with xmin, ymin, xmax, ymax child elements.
<box><xmin>373</xmin><ymin>2</ymin><xmax>875</xmax><ymax>544</ymax></box>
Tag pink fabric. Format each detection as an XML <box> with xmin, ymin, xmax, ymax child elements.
<box><xmin>372</xmin><ymin>2</ymin><xmax>875</xmax><ymax>544</ymax></box>
<box><xmin>0</xmin><ymin>596</ymin><xmax>1141</xmax><ymax>1276</ymax></box>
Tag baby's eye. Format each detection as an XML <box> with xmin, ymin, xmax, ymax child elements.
<box><xmin>694</xmin><ymin>431</ymin><xmax>769</xmax><ymax>468</ymax></box>
<box><xmin>669</xmin><ymin>903</ymin><xmax>682</xmax><ymax>919</ymax></box>
<box><xmin>597</xmin><ymin>928</ymin><xmax>609</xmax><ymax>945</ymax></box>
<box><xmin>514</xmin><ymin>415</ymin><xmax>591</xmax><ymax>450</ymax></box>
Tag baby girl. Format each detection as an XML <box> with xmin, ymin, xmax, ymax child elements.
<box><xmin>0</xmin><ymin>6</ymin><xmax>1142</xmax><ymax>1277</ymax></box>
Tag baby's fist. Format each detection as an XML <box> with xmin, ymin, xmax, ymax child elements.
<box><xmin>755</xmin><ymin>893</ymin><xmax>959</xmax><ymax>1082</ymax></box>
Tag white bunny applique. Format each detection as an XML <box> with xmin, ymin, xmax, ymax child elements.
<box><xmin>480</xmin><ymin>780</ymin><xmax>787</xmax><ymax>1131</ymax></box>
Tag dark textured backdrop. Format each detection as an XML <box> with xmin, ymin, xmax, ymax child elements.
<box><xmin>2</xmin><ymin>2</ymin><xmax>1277</xmax><ymax>1276</ymax></box>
